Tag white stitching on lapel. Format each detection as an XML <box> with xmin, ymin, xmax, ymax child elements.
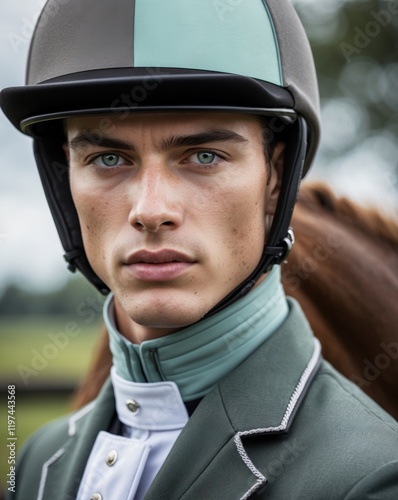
<box><xmin>68</xmin><ymin>400</ymin><xmax>96</xmax><ymax>437</ymax></box>
<box><xmin>37</xmin><ymin>448</ymin><xmax>65</xmax><ymax>500</ymax></box>
<box><xmin>235</xmin><ymin>338</ymin><xmax>322</xmax><ymax>499</ymax></box>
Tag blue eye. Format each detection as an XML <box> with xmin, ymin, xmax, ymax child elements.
<box><xmin>93</xmin><ymin>154</ymin><xmax>124</xmax><ymax>168</ymax></box>
<box><xmin>196</xmin><ymin>151</ymin><xmax>216</xmax><ymax>164</ymax></box>
<box><xmin>184</xmin><ymin>150</ymin><xmax>224</xmax><ymax>170</ymax></box>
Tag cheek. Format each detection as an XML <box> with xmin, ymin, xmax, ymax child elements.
<box><xmin>215</xmin><ymin>178</ymin><xmax>267</xmax><ymax>272</ymax></box>
<box><xmin>229</xmin><ymin>199</ymin><xmax>265</xmax><ymax>260</ymax></box>
<box><xmin>69</xmin><ymin>173</ymin><xmax>120</xmax><ymax>269</ymax></box>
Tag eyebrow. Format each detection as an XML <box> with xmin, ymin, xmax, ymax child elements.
<box><xmin>68</xmin><ymin>134</ymin><xmax>135</xmax><ymax>151</ymax></box>
<box><xmin>68</xmin><ymin>129</ymin><xmax>249</xmax><ymax>152</ymax></box>
<box><xmin>159</xmin><ymin>130</ymin><xmax>249</xmax><ymax>151</ymax></box>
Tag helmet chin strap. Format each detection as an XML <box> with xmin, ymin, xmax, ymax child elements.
<box><xmin>202</xmin><ymin>230</ymin><xmax>295</xmax><ymax>319</ymax></box>
<box><xmin>203</xmin><ymin>116</ymin><xmax>307</xmax><ymax>319</ymax></box>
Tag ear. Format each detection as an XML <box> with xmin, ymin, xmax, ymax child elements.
<box><xmin>62</xmin><ymin>119</ymin><xmax>71</xmax><ymax>162</ymax></box>
<box><xmin>62</xmin><ymin>142</ymin><xmax>70</xmax><ymax>162</ymax></box>
<box><xmin>265</xmin><ymin>141</ymin><xmax>285</xmax><ymax>215</ymax></box>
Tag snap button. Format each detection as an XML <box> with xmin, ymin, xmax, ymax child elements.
<box><xmin>126</xmin><ymin>399</ymin><xmax>140</xmax><ymax>413</ymax></box>
<box><xmin>90</xmin><ymin>494</ymin><xmax>102</xmax><ymax>500</ymax></box>
<box><xmin>105</xmin><ymin>449</ymin><xmax>118</xmax><ymax>467</ymax></box>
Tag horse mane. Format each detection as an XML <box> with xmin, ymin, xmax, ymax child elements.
<box><xmin>72</xmin><ymin>181</ymin><xmax>398</xmax><ymax>419</ymax></box>
<box><xmin>295</xmin><ymin>181</ymin><xmax>398</xmax><ymax>248</ymax></box>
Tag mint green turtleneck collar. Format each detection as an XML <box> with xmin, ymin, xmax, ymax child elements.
<box><xmin>105</xmin><ymin>265</ymin><xmax>288</xmax><ymax>402</ymax></box>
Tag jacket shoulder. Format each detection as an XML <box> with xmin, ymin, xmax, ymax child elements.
<box><xmin>290</xmin><ymin>360</ymin><xmax>398</xmax><ymax>497</ymax></box>
<box><xmin>316</xmin><ymin>360</ymin><xmax>398</xmax><ymax>431</ymax></box>
<box><xmin>343</xmin><ymin>461</ymin><xmax>398</xmax><ymax>500</ymax></box>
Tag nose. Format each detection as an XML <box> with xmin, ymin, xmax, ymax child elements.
<box><xmin>128</xmin><ymin>163</ymin><xmax>183</xmax><ymax>233</ymax></box>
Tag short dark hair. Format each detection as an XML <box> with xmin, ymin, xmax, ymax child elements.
<box><xmin>258</xmin><ymin>116</ymin><xmax>287</xmax><ymax>178</ymax></box>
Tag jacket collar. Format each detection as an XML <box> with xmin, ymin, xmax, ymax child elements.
<box><xmin>219</xmin><ymin>297</ymin><xmax>320</xmax><ymax>432</ymax></box>
<box><xmin>39</xmin><ymin>298</ymin><xmax>321</xmax><ymax>500</ymax></box>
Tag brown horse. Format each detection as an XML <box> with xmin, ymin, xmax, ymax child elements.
<box><xmin>72</xmin><ymin>182</ymin><xmax>398</xmax><ymax>419</ymax></box>
<box><xmin>283</xmin><ymin>181</ymin><xmax>398</xmax><ymax>418</ymax></box>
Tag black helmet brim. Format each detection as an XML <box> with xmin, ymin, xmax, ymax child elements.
<box><xmin>1</xmin><ymin>69</ymin><xmax>297</xmax><ymax>133</ymax></box>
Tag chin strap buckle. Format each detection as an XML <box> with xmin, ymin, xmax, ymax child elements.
<box><xmin>282</xmin><ymin>228</ymin><xmax>295</xmax><ymax>262</ymax></box>
<box><xmin>264</xmin><ymin>227</ymin><xmax>295</xmax><ymax>265</ymax></box>
<box><xmin>63</xmin><ymin>249</ymin><xmax>81</xmax><ymax>272</ymax></box>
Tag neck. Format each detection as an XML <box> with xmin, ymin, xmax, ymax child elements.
<box><xmin>113</xmin><ymin>299</ymin><xmax>179</xmax><ymax>343</ymax></box>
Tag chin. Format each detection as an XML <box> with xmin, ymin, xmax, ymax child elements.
<box><xmin>133</xmin><ymin>310</ymin><xmax>203</xmax><ymax>330</ymax></box>
<box><xmin>119</xmin><ymin>289</ymin><xmax>210</xmax><ymax>329</ymax></box>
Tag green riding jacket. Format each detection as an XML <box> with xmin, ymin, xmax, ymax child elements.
<box><xmin>8</xmin><ymin>300</ymin><xmax>398</xmax><ymax>499</ymax></box>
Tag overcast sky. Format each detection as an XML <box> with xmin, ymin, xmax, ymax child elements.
<box><xmin>0</xmin><ymin>0</ymin><xmax>69</xmax><ymax>293</ymax></box>
<box><xmin>1</xmin><ymin>0</ymin><xmax>397</xmax><ymax>294</ymax></box>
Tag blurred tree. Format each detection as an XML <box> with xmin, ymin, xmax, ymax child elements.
<box><xmin>293</xmin><ymin>0</ymin><xmax>398</xmax><ymax>188</ymax></box>
<box><xmin>0</xmin><ymin>275</ymin><xmax>105</xmax><ymax>317</ymax></box>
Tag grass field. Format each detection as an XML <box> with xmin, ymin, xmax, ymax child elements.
<box><xmin>0</xmin><ymin>316</ymin><xmax>102</xmax><ymax>491</ymax></box>
<box><xmin>0</xmin><ymin>316</ymin><xmax>100</xmax><ymax>382</ymax></box>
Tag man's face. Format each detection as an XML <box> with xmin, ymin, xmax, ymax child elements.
<box><xmin>65</xmin><ymin>112</ymin><xmax>280</xmax><ymax>340</ymax></box>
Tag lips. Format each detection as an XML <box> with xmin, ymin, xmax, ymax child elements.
<box><xmin>126</xmin><ymin>249</ymin><xmax>195</xmax><ymax>265</ymax></box>
<box><xmin>124</xmin><ymin>249</ymin><xmax>196</xmax><ymax>281</ymax></box>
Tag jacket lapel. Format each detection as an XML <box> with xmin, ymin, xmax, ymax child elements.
<box><xmin>39</xmin><ymin>379</ymin><xmax>116</xmax><ymax>500</ymax></box>
<box><xmin>146</xmin><ymin>299</ymin><xmax>321</xmax><ymax>499</ymax></box>
<box><xmin>144</xmin><ymin>387</ymin><xmax>258</xmax><ymax>500</ymax></box>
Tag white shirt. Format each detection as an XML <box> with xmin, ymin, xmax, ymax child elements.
<box><xmin>76</xmin><ymin>367</ymin><xmax>189</xmax><ymax>500</ymax></box>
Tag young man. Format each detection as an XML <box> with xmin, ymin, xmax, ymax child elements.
<box><xmin>2</xmin><ymin>0</ymin><xmax>397</xmax><ymax>499</ymax></box>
